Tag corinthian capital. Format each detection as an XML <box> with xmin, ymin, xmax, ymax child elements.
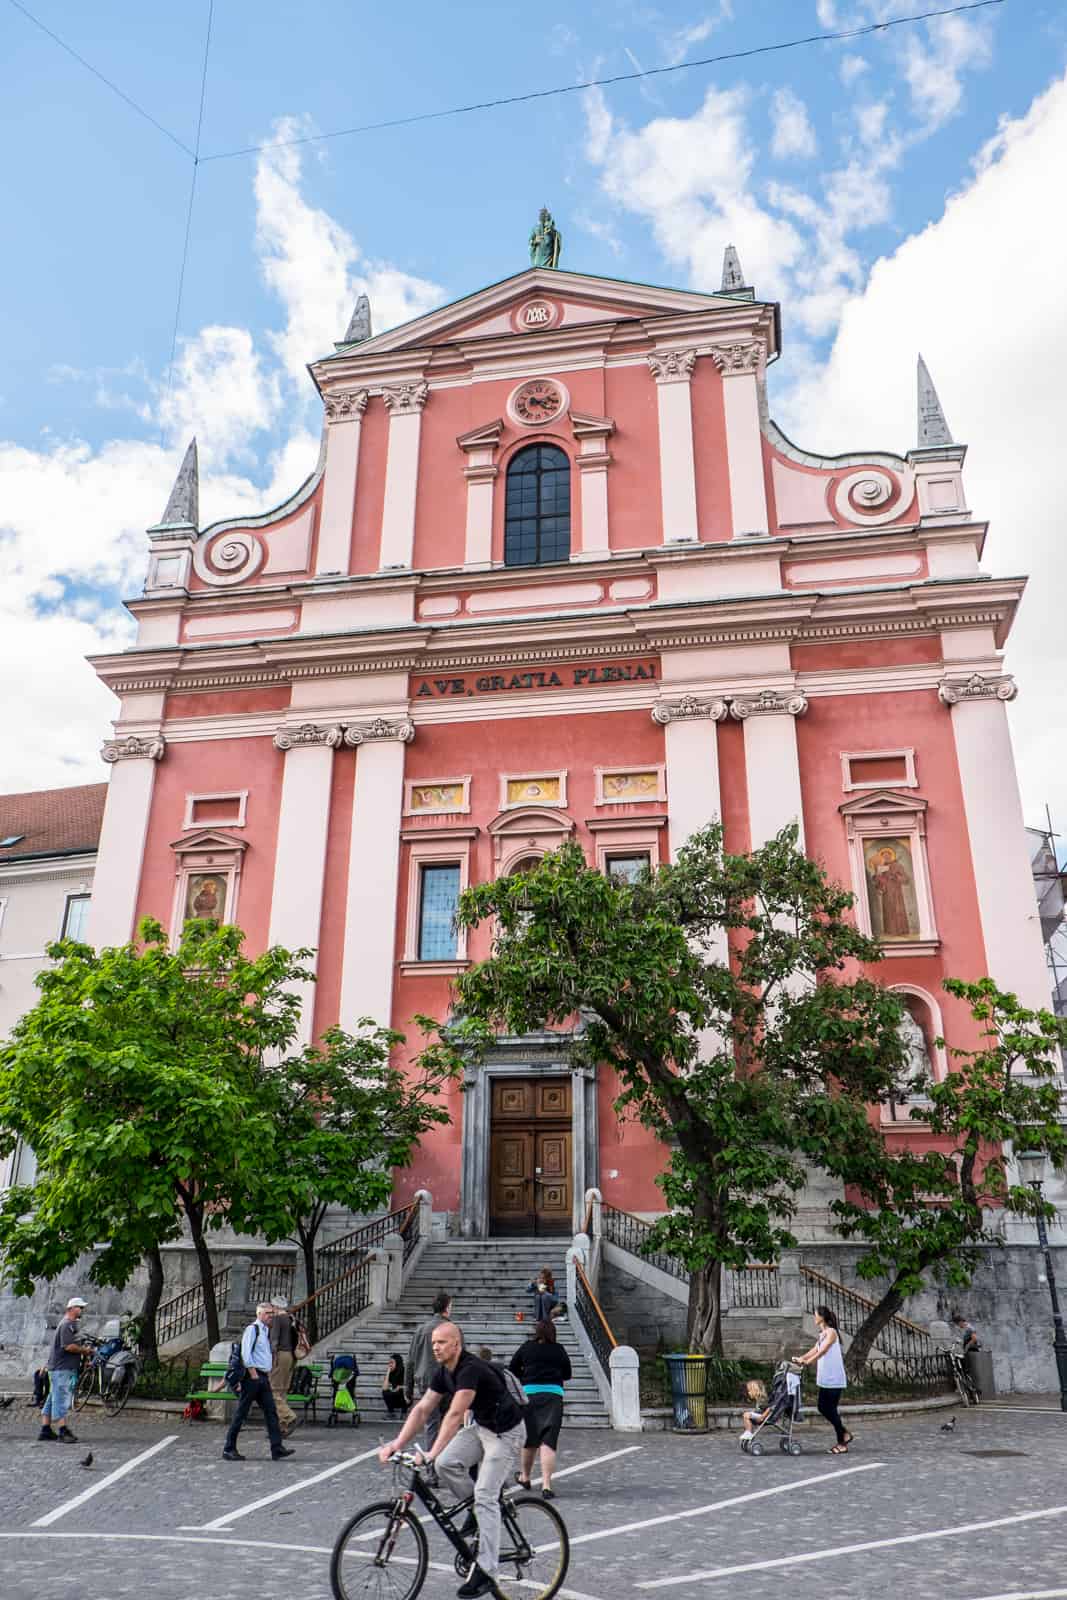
<box><xmin>938</xmin><ymin>673</ymin><xmax>1018</xmax><ymax>706</ymax></box>
<box><xmin>646</xmin><ymin>349</ymin><xmax>697</xmax><ymax>385</ymax></box>
<box><xmin>729</xmin><ymin>689</ymin><xmax>808</xmax><ymax>720</ymax></box>
<box><xmin>101</xmin><ymin>733</ymin><xmax>166</xmax><ymax>763</ymax></box>
<box><xmin>711</xmin><ymin>342</ymin><xmax>764</xmax><ymax>376</ymax></box>
<box><xmin>651</xmin><ymin>694</ymin><xmax>728</xmax><ymax>725</ymax></box>
<box><xmin>323</xmin><ymin>388</ymin><xmax>369</xmax><ymax>423</ymax></box>
<box><xmin>381</xmin><ymin>381</ymin><xmax>430</xmax><ymax>415</ymax></box>
<box><xmin>273</xmin><ymin>722</ymin><xmax>344</xmax><ymax>751</ymax></box>
<box><xmin>344</xmin><ymin>717</ymin><xmax>416</xmax><ymax>746</ymax></box>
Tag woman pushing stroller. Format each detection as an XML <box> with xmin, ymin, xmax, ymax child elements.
<box><xmin>795</xmin><ymin>1304</ymin><xmax>853</xmax><ymax>1454</ymax></box>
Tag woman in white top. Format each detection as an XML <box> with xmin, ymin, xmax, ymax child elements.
<box><xmin>796</xmin><ymin>1305</ymin><xmax>852</xmax><ymax>1454</ymax></box>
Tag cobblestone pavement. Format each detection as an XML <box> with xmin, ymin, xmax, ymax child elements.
<box><xmin>1</xmin><ymin>1401</ymin><xmax>1065</xmax><ymax>1600</ymax></box>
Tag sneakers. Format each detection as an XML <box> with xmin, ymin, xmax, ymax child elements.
<box><xmin>57</xmin><ymin>1426</ymin><xmax>78</xmax><ymax>1443</ymax></box>
<box><xmin>455</xmin><ymin>1567</ymin><xmax>497</xmax><ymax>1599</ymax></box>
<box><xmin>222</xmin><ymin>1448</ymin><xmax>245</xmax><ymax>1461</ymax></box>
<box><xmin>37</xmin><ymin>1425</ymin><xmax>57</xmax><ymax>1442</ymax></box>
<box><xmin>739</xmin><ymin>1430</ymin><xmax>753</xmax><ymax>1443</ymax></box>
<box><xmin>271</xmin><ymin>1446</ymin><xmax>295</xmax><ymax>1459</ymax></box>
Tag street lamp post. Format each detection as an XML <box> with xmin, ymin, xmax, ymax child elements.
<box><xmin>1016</xmin><ymin>1150</ymin><xmax>1067</xmax><ymax>1413</ymax></box>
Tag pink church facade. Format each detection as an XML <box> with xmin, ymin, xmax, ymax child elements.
<box><xmin>86</xmin><ymin>256</ymin><xmax>1049</xmax><ymax>1237</ymax></box>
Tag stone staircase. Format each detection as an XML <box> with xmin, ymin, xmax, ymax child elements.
<box><xmin>320</xmin><ymin>1239</ymin><xmax>612</xmax><ymax>1430</ymax></box>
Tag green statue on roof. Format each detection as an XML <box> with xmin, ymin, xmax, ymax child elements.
<box><xmin>529</xmin><ymin>207</ymin><xmax>562</xmax><ymax>269</ymax></box>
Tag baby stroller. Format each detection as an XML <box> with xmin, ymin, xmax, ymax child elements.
<box><xmin>326</xmin><ymin>1352</ymin><xmax>360</xmax><ymax>1428</ymax></box>
<box><xmin>740</xmin><ymin>1360</ymin><xmax>803</xmax><ymax>1457</ymax></box>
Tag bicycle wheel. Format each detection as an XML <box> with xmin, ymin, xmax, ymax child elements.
<box><xmin>72</xmin><ymin>1366</ymin><xmax>96</xmax><ymax>1414</ymax></box>
<box><xmin>495</xmin><ymin>1494</ymin><xmax>569</xmax><ymax>1600</ymax></box>
<box><xmin>330</xmin><ymin>1500</ymin><xmax>429</xmax><ymax>1600</ymax></box>
<box><xmin>103</xmin><ymin>1369</ymin><xmax>134</xmax><ymax>1417</ymax></box>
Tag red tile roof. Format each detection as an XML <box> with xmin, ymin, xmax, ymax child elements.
<box><xmin>0</xmin><ymin>783</ymin><xmax>107</xmax><ymax>863</ymax></box>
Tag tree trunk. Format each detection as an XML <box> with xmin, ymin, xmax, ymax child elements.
<box><xmin>138</xmin><ymin>1245</ymin><xmax>165</xmax><ymax>1363</ymax></box>
<box><xmin>300</xmin><ymin>1230</ymin><xmax>319</xmax><ymax>1345</ymax></box>
<box><xmin>687</xmin><ymin>1259</ymin><xmax>724</xmax><ymax>1354</ymax></box>
<box><xmin>186</xmin><ymin>1203</ymin><xmax>220</xmax><ymax>1347</ymax></box>
<box><xmin>843</xmin><ymin>1280</ymin><xmax>906</xmax><ymax>1378</ymax></box>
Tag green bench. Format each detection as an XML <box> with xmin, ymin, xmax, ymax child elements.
<box><xmin>185</xmin><ymin>1362</ymin><xmax>326</xmax><ymax>1426</ymax></box>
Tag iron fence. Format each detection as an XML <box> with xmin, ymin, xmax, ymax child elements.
<box><xmin>856</xmin><ymin>1351</ymin><xmax>955</xmax><ymax>1397</ymax></box>
<box><xmin>399</xmin><ymin>1200</ymin><xmax>420</xmax><ymax>1264</ymax></box>
<box><xmin>293</xmin><ymin>1255</ymin><xmax>373</xmax><ymax>1346</ymax></box>
<box><xmin>572</xmin><ymin>1258</ymin><xmax>616</xmax><ymax>1380</ymax></box>
<box><xmin>600</xmin><ymin>1204</ymin><xmax>689</xmax><ymax>1283</ymax></box>
<box><xmin>248</xmin><ymin>1262</ymin><xmax>296</xmax><ymax>1305</ymax></box>
<box><xmin>315</xmin><ymin>1205</ymin><xmax>417</xmax><ymax>1285</ymax></box>
<box><xmin>800</xmin><ymin>1265</ymin><xmax>931</xmax><ymax>1361</ymax></box>
<box><xmin>156</xmin><ymin>1267</ymin><xmax>231</xmax><ymax>1347</ymax></box>
<box><xmin>726</xmin><ymin>1265</ymin><xmax>781</xmax><ymax>1308</ymax></box>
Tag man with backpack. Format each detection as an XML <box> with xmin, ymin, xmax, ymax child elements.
<box><xmin>268</xmin><ymin>1296</ymin><xmax>301</xmax><ymax>1437</ymax></box>
<box><xmin>378</xmin><ymin>1321</ymin><xmax>525</xmax><ymax>1599</ymax></box>
<box><xmin>222</xmin><ymin>1302</ymin><xmax>296</xmax><ymax>1463</ymax></box>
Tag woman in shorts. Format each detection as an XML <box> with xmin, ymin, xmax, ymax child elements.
<box><xmin>509</xmin><ymin>1319</ymin><xmax>572</xmax><ymax>1499</ymax></box>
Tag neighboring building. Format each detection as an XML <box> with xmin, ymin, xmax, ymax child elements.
<box><xmin>1027</xmin><ymin>822</ymin><xmax>1067</xmax><ymax>1017</ymax></box>
<box><xmin>84</xmin><ymin>225</ymin><xmax>1055</xmax><ymax>1238</ymax></box>
<box><xmin>0</xmin><ymin>782</ymin><xmax>106</xmax><ymax>1189</ymax></box>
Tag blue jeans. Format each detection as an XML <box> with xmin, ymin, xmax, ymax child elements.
<box><xmin>44</xmin><ymin>1369</ymin><xmax>78</xmax><ymax>1423</ymax></box>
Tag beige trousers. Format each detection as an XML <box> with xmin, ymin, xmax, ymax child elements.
<box><xmin>270</xmin><ymin>1349</ymin><xmax>296</xmax><ymax>1428</ymax></box>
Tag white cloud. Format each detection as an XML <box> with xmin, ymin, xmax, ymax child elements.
<box><xmin>661</xmin><ymin>5</ymin><xmax>733</xmax><ymax>69</ymax></box>
<box><xmin>770</xmin><ymin>87</ymin><xmax>817</xmax><ymax>160</ymax></box>
<box><xmin>840</xmin><ymin>53</ymin><xmax>870</xmax><ymax>86</ymax></box>
<box><xmin>0</xmin><ymin>120</ymin><xmax>445</xmax><ymax>793</ymax></box>
<box><xmin>773</xmin><ymin>71</ymin><xmax>1067</xmax><ymax>828</ymax></box>
<box><xmin>901</xmin><ymin>11</ymin><xmax>993</xmax><ymax>130</ymax></box>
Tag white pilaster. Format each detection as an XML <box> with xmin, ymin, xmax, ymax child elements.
<box><xmin>87</xmin><ymin>735</ymin><xmax>165</xmax><ymax>948</ymax></box>
<box><xmin>339</xmin><ymin>717</ymin><xmax>415</xmax><ymax>1028</ymax></box>
<box><xmin>647</xmin><ymin>350</ymin><xmax>699</xmax><ymax>545</ymax></box>
<box><xmin>268</xmin><ymin>723</ymin><xmax>343</xmax><ymax>1044</ymax></box>
<box><xmin>714</xmin><ymin>343</ymin><xmax>770</xmax><ymax>539</ymax></box>
<box><xmin>316</xmin><ymin>390</ymin><xmax>368</xmax><ymax>574</ymax></box>
<box><xmin>379</xmin><ymin>381</ymin><xmax>429</xmax><ymax>569</ymax></box>
<box><xmin>939</xmin><ymin>675</ymin><xmax>1050</xmax><ymax>1008</ymax></box>
<box><xmin>652</xmin><ymin>696</ymin><xmax>729</xmax><ymax>979</ymax></box>
<box><xmin>457</xmin><ymin>420</ymin><xmax>503</xmax><ymax>567</ymax></box>
<box><xmin>570</xmin><ymin>412</ymin><xmax>615</xmax><ymax>559</ymax></box>
<box><xmin>730</xmin><ymin>689</ymin><xmax>808</xmax><ymax>847</ymax></box>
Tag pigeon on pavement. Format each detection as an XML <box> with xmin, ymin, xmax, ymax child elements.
<box><xmin>940</xmin><ymin>1417</ymin><xmax>957</xmax><ymax>1433</ymax></box>
<box><xmin>0</xmin><ymin>1395</ymin><xmax>16</xmax><ymax>1409</ymax></box>
<box><xmin>79</xmin><ymin>1452</ymin><xmax>93</xmax><ymax>1468</ymax></box>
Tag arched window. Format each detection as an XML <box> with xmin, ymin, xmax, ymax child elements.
<box><xmin>504</xmin><ymin>444</ymin><xmax>571</xmax><ymax>567</ymax></box>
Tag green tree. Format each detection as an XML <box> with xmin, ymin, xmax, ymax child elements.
<box><xmin>0</xmin><ymin>918</ymin><xmax>311</xmax><ymax>1350</ymax></box>
<box><xmin>256</xmin><ymin>1021</ymin><xmax>459</xmax><ymax>1340</ymax></box>
<box><xmin>445</xmin><ymin>824</ymin><xmax>906</xmax><ymax>1353</ymax></box>
<box><xmin>832</xmin><ymin>977</ymin><xmax>1067</xmax><ymax>1376</ymax></box>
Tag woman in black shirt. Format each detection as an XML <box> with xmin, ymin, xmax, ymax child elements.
<box><xmin>382</xmin><ymin>1352</ymin><xmax>408</xmax><ymax>1416</ymax></box>
<box><xmin>509</xmin><ymin>1320</ymin><xmax>571</xmax><ymax>1498</ymax></box>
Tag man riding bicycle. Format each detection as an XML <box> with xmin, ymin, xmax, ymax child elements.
<box><xmin>378</xmin><ymin>1321</ymin><xmax>524</xmax><ymax>1600</ymax></box>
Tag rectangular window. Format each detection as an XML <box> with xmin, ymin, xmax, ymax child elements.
<box><xmin>606</xmin><ymin>853</ymin><xmax>651</xmax><ymax>884</ymax></box>
<box><xmin>840</xmin><ymin>749</ymin><xmax>917</xmax><ymax>791</ymax></box>
<box><xmin>62</xmin><ymin>894</ymin><xmax>91</xmax><ymax>941</ymax></box>
<box><xmin>418</xmin><ymin>864</ymin><xmax>461</xmax><ymax>961</ymax></box>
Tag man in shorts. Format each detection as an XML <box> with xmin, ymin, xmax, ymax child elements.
<box><xmin>379</xmin><ymin>1321</ymin><xmax>524</xmax><ymax>1599</ymax></box>
<box><xmin>39</xmin><ymin>1296</ymin><xmax>92</xmax><ymax>1442</ymax></box>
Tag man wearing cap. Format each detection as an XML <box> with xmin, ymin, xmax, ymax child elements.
<box><xmin>268</xmin><ymin>1296</ymin><xmax>298</xmax><ymax>1437</ymax></box>
<box><xmin>39</xmin><ymin>1297</ymin><xmax>92</xmax><ymax>1442</ymax></box>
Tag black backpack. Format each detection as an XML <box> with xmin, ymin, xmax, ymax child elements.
<box><xmin>290</xmin><ymin>1364</ymin><xmax>314</xmax><ymax>1396</ymax></box>
<box><xmin>224</xmin><ymin>1341</ymin><xmax>247</xmax><ymax>1393</ymax></box>
<box><xmin>492</xmin><ymin>1363</ymin><xmax>528</xmax><ymax>1431</ymax></box>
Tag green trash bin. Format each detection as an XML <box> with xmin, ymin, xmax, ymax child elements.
<box><xmin>663</xmin><ymin>1353</ymin><xmax>709</xmax><ymax>1432</ymax></box>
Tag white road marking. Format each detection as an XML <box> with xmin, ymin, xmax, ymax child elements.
<box><xmin>968</xmin><ymin>1591</ymin><xmax>1067</xmax><ymax>1599</ymax></box>
<box><xmin>545</xmin><ymin>1460</ymin><xmax>883</xmax><ymax>1550</ymax></box>
<box><xmin>31</xmin><ymin>1435</ymin><xmax>178</xmax><ymax>1528</ymax></box>
<box><xmin>0</xmin><ymin>1529</ymin><xmax>608</xmax><ymax>1598</ymax></box>
<box><xmin>636</xmin><ymin>1502</ymin><xmax>1067</xmax><ymax>1587</ymax></box>
<box><xmin>183</xmin><ymin>1444</ymin><xmax>380</xmax><ymax>1530</ymax></box>
<box><xmin>978</xmin><ymin>1406</ymin><xmax>1067</xmax><ymax>1415</ymax></box>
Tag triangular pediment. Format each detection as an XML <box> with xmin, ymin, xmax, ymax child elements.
<box><xmin>319</xmin><ymin>268</ymin><xmax>759</xmax><ymax>362</ymax></box>
<box><xmin>839</xmin><ymin>790</ymin><xmax>927</xmax><ymax>818</ymax></box>
<box><xmin>169</xmin><ymin>828</ymin><xmax>249</xmax><ymax>856</ymax></box>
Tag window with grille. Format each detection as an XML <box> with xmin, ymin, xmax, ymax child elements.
<box><xmin>504</xmin><ymin>444</ymin><xmax>571</xmax><ymax>567</ymax></box>
<box><xmin>606</xmin><ymin>854</ymin><xmax>651</xmax><ymax>884</ymax></box>
<box><xmin>62</xmin><ymin>893</ymin><xmax>91</xmax><ymax>941</ymax></box>
<box><xmin>417</xmin><ymin>864</ymin><xmax>461</xmax><ymax>961</ymax></box>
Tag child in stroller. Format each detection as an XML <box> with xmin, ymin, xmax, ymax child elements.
<box><xmin>739</xmin><ymin>1361</ymin><xmax>803</xmax><ymax>1456</ymax></box>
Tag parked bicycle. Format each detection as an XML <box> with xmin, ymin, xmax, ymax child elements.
<box><xmin>949</xmin><ymin>1351</ymin><xmax>982</xmax><ymax>1406</ymax></box>
<box><xmin>74</xmin><ymin>1315</ymin><xmax>143</xmax><ymax>1418</ymax></box>
<box><xmin>330</xmin><ymin>1448</ymin><xmax>569</xmax><ymax>1600</ymax></box>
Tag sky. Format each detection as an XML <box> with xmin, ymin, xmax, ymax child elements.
<box><xmin>2</xmin><ymin>0</ymin><xmax>1066</xmax><ymax>836</ymax></box>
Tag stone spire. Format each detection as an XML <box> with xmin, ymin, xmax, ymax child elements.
<box><xmin>916</xmin><ymin>354</ymin><xmax>953</xmax><ymax>447</ymax></box>
<box><xmin>159</xmin><ymin>438</ymin><xmax>199</xmax><ymax>529</ymax></box>
<box><xmin>721</xmin><ymin>244</ymin><xmax>746</xmax><ymax>292</ymax></box>
<box><xmin>343</xmin><ymin>293</ymin><xmax>373</xmax><ymax>344</ymax></box>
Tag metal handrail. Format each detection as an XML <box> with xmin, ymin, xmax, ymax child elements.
<box><xmin>157</xmin><ymin>1267</ymin><xmax>231</xmax><ymax>1347</ymax></box>
<box><xmin>573</xmin><ymin>1257</ymin><xmax>617</xmax><ymax>1378</ymax></box>
<box><xmin>799</xmin><ymin>1264</ymin><xmax>930</xmax><ymax>1338</ymax></box>
<box><xmin>600</xmin><ymin>1203</ymin><xmax>689</xmax><ymax>1283</ymax></box>
<box><xmin>398</xmin><ymin>1200</ymin><xmax>420</xmax><ymax>1263</ymax></box>
<box><xmin>248</xmin><ymin>1262</ymin><xmax>296</xmax><ymax>1305</ymax></box>
<box><xmin>315</xmin><ymin>1205</ymin><xmax>417</xmax><ymax>1284</ymax></box>
<box><xmin>726</xmin><ymin>1264</ymin><xmax>781</xmax><ymax>1308</ymax></box>
<box><xmin>289</xmin><ymin>1253</ymin><xmax>373</xmax><ymax>1344</ymax></box>
<box><xmin>800</xmin><ymin>1264</ymin><xmax>931</xmax><ymax>1359</ymax></box>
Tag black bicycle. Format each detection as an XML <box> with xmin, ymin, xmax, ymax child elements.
<box><xmin>950</xmin><ymin>1351</ymin><xmax>982</xmax><ymax>1406</ymax></box>
<box><xmin>73</xmin><ymin>1326</ymin><xmax>143</xmax><ymax>1418</ymax></box>
<box><xmin>330</xmin><ymin>1449</ymin><xmax>570</xmax><ymax>1600</ymax></box>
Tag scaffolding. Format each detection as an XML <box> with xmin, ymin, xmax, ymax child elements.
<box><xmin>1027</xmin><ymin>808</ymin><xmax>1067</xmax><ymax>1017</ymax></box>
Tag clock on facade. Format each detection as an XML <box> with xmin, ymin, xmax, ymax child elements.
<box><xmin>509</xmin><ymin>377</ymin><xmax>567</xmax><ymax>426</ymax></box>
